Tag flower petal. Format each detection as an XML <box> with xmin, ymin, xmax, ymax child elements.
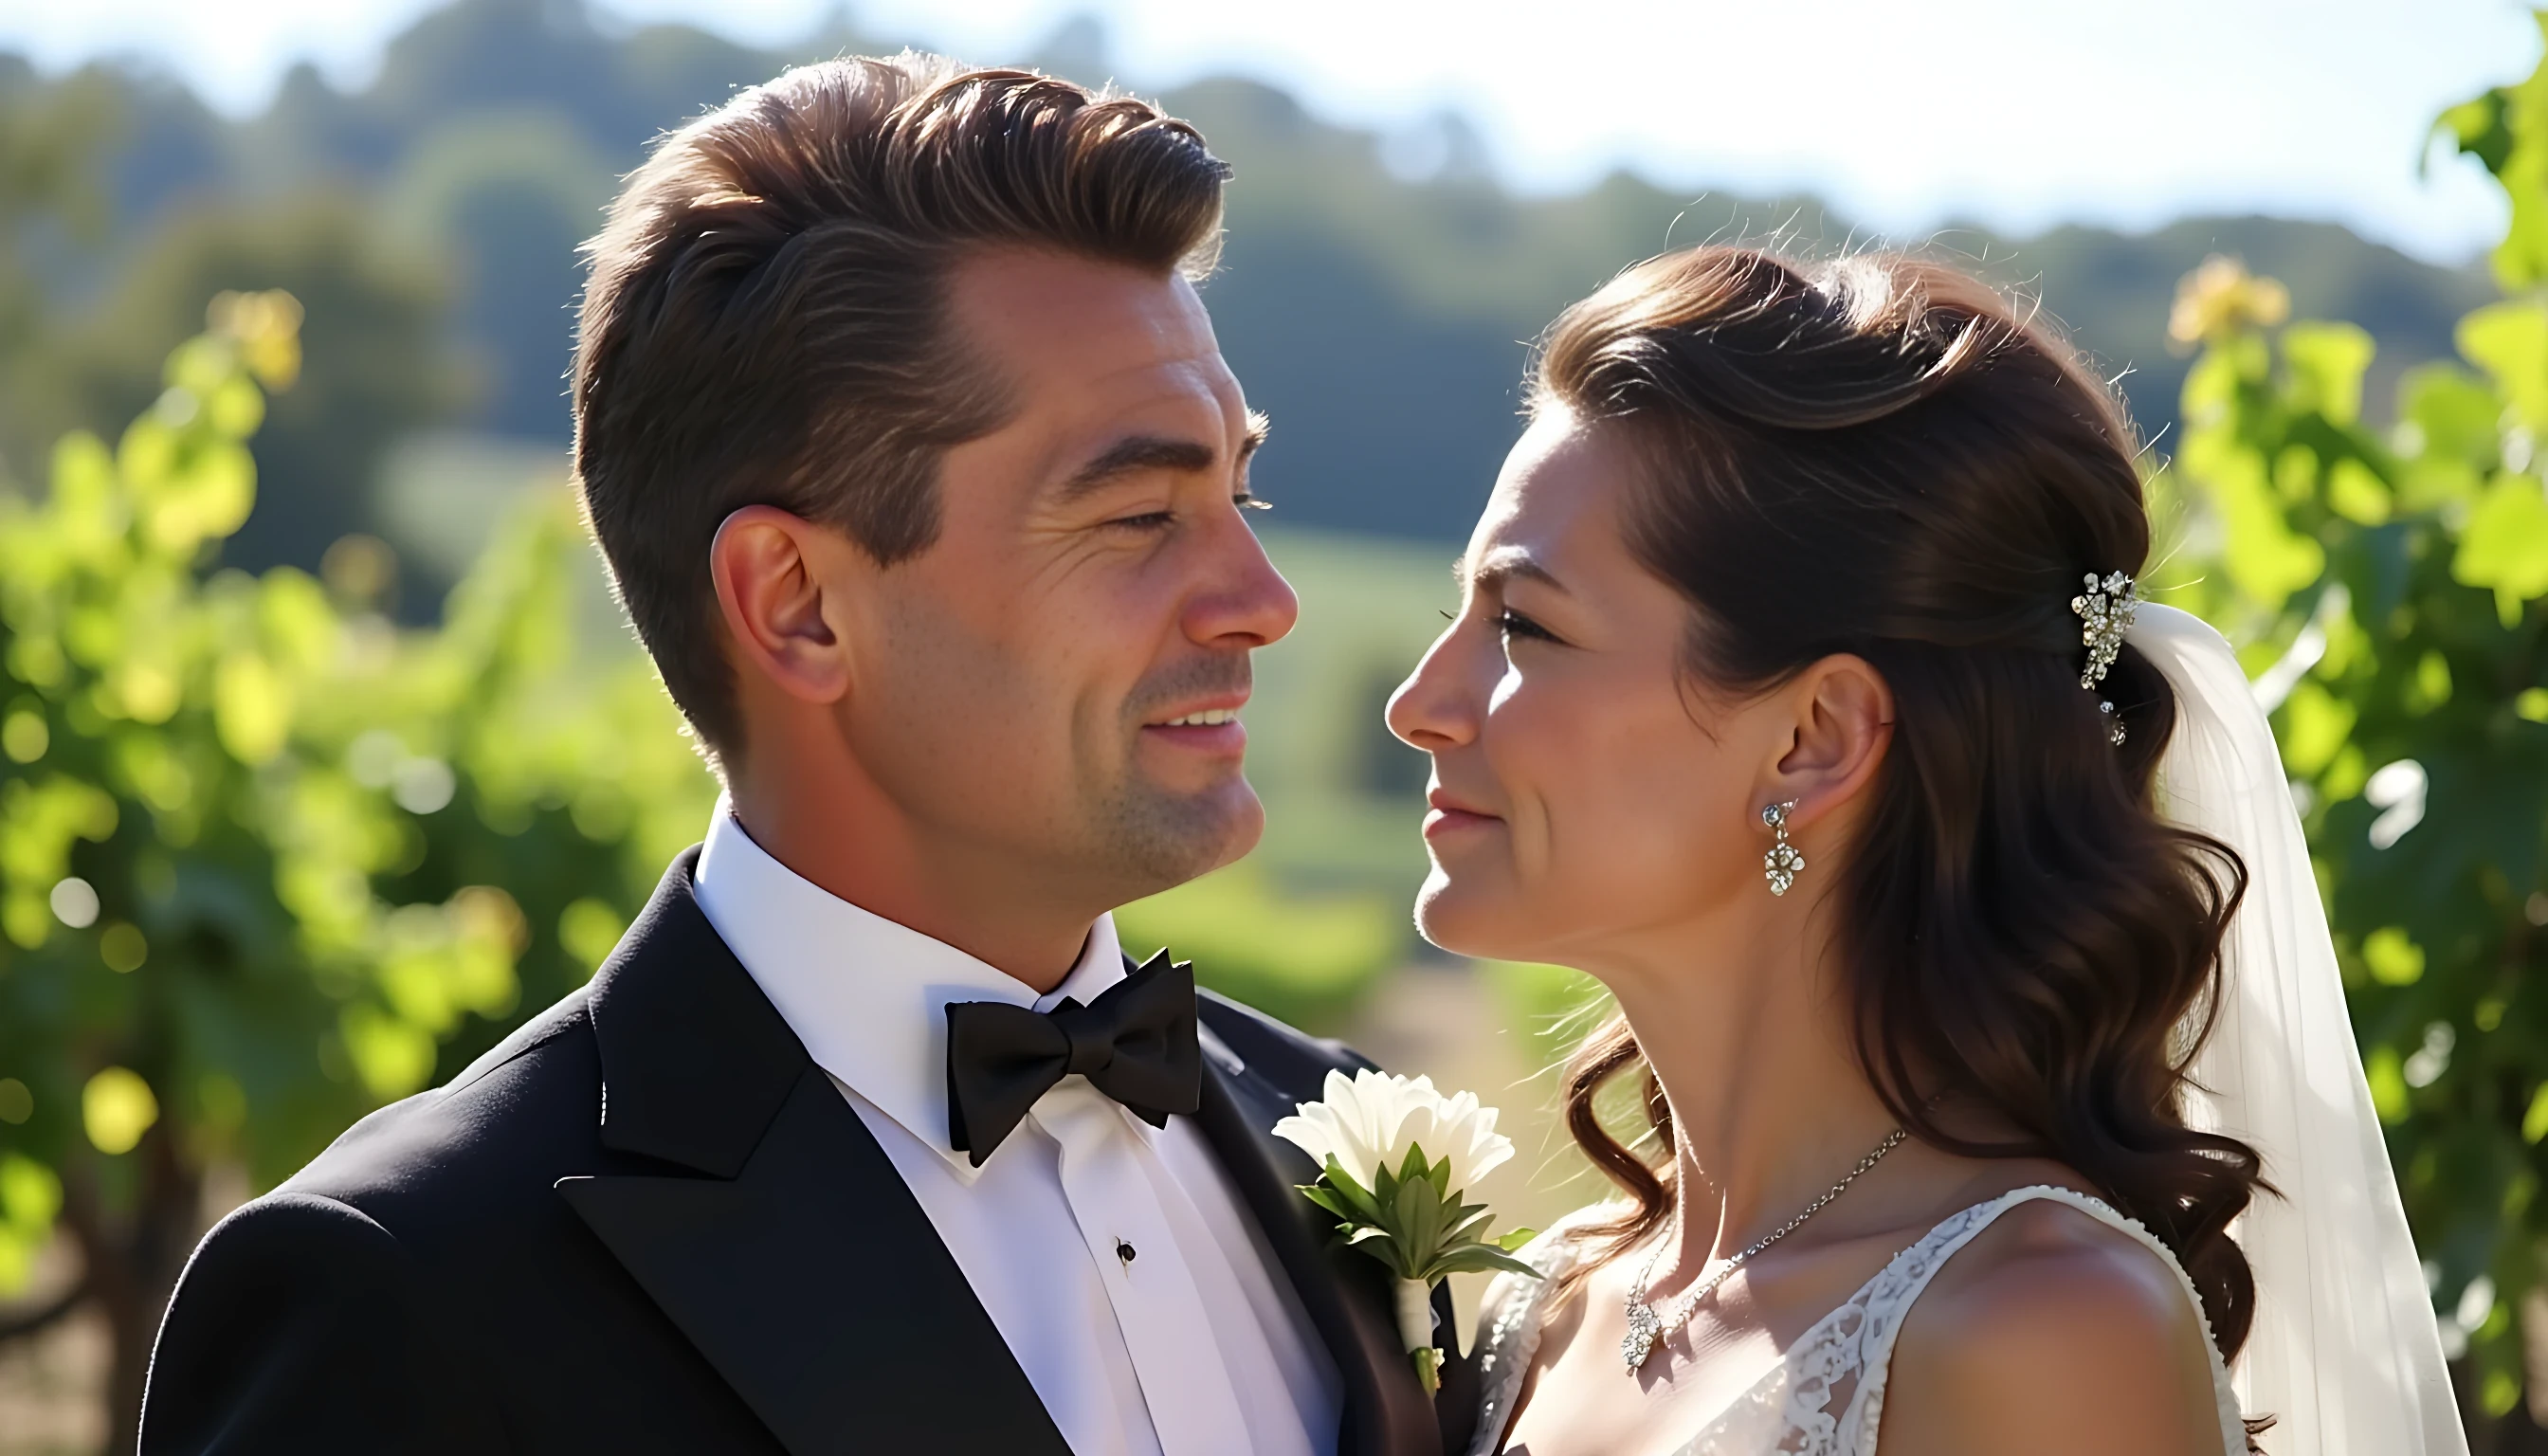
<box><xmin>1280</xmin><ymin>1066</ymin><xmax>1523</xmax><ymax>1198</ymax></box>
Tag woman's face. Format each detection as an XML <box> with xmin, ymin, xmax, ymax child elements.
<box><xmin>1387</xmin><ymin>411</ymin><xmax>1793</xmax><ymax>966</ymax></box>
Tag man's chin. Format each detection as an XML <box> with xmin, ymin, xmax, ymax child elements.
<box><xmin>1106</xmin><ymin>780</ymin><xmax>1265</xmax><ymax>891</ymax></box>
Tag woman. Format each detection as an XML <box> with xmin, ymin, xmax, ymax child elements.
<box><xmin>1386</xmin><ymin>246</ymin><xmax>2464</xmax><ymax>1454</ymax></box>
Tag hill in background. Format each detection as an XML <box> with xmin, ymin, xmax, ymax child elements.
<box><xmin>0</xmin><ymin>0</ymin><xmax>2499</xmax><ymax>593</ymax></box>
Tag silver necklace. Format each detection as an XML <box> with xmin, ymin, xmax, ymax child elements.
<box><xmin>1621</xmin><ymin>1127</ymin><xmax>1909</xmax><ymax>1374</ymax></box>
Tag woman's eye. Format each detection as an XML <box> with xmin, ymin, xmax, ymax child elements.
<box><xmin>1497</xmin><ymin>610</ymin><xmax>1559</xmax><ymax>644</ymax></box>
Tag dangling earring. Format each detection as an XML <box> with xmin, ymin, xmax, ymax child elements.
<box><xmin>1762</xmin><ymin>800</ymin><xmax>1804</xmax><ymax>896</ymax></box>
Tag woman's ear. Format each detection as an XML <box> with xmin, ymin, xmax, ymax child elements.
<box><xmin>1765</xmin><ymin>654</ymin><xmax>1895</xmax><ymax>828</ymax></box>
<box><xmin>709</xmin><ymin>504</ymin><xmax>854</xmax><ymax>705</ymax></box>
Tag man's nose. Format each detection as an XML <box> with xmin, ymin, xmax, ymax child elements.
<box><xmin>1186</xmin><ymin>516</ymin><xmax>1299</xmax><ymax>649</ymax></box>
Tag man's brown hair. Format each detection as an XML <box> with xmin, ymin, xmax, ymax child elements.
<box><xmin>571</xmin><ymin>53</ymin><xmax>1231</xmax><ymax>763</ymax></box>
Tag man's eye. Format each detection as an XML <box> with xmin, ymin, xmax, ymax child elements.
<box><xmin>1105</xmin><ymin>511</ymin><xmax>1176</xmax><ymax>532</ymax></box>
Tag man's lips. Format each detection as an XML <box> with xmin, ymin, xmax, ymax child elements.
<box><xmin>1141</xmin><ymin>692</ymin><xmax>1248</xmax><ymax>729</ymax></box>
<box><xmin>1139</xmin><ymin>695</ymin><xmax>1249</xmax><ymax>754</ymax></box>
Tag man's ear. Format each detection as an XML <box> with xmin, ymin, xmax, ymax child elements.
<box><xmin>709</xmin><ymin>504</ymin><xmax>855</xmax><ymax>706</ymax></box>
<box><xmin>1762</xmin><ymin>654</ymin><xmax>1895</xmax><ymax>829</ymax></box>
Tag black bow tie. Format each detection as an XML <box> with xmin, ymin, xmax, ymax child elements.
<box><xmin>944</xmin><ymin>950</ymin><xmax>1203</xmax><ymax>1167</ymax></box>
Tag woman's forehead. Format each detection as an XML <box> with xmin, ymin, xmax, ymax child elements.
<box><xmin>1466</xmin><ymin>415</ymin><xmax>1636</xmax><ymax>578</ymax></box>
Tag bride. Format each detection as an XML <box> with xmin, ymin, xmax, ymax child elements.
<box><xmin>1386</xmin><ymin>246</ymin><xmax>2466</xmax><ymax>1455</ymax></box>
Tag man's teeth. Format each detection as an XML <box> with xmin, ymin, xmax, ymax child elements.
<box><xmin>1161</xmin><ymin>709</ymin><xmax>1239</xmax><ymax>727</ymax></box>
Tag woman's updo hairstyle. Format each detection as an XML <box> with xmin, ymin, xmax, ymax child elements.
<box><xmin>1542</xmin><ymin>246</ymin><xmax>2266</xmax><ymax>1364</ymax></box>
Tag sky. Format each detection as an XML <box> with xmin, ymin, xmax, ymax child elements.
<box><xmin>2</xmin><ymin>0</ymin><xmax>2539</xmax><ymax>265</ymax></box>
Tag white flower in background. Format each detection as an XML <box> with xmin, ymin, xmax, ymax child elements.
<box><xmin>1274</xmin><ymin>1067</ymin><xmax>1516</xmax><ymax>1195</ymax></box>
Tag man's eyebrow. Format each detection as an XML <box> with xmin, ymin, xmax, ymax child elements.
<box><xmin>1055</xmin><ymin>434</ymin><xmax>1219</xmax><ymax>500</ymax></box>
<box><xmin>1454</xmin><ymin>547</ymin><xmax>1568</xmax><ymax>595</ymax></box>
<box><xmin>1054</xmin><ymin>417</ymin><xmax>1269</xmax><ymax>501</ymax></box>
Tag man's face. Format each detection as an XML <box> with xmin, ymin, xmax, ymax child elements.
<box><xmin>832</xmin><ymin>247</ymin><xmax>1296</xmax><ymax>905</ymax></box>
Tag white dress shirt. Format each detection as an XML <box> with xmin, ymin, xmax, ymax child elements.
<box><xmin>691</xmin><ymin>807</ymin><xmax>1342</xmax><ymax>1456</ymax></box>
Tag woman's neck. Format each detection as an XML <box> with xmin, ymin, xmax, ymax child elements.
<box><xmin>1593</xmin><ymin>893</ymin><xmax>1901</xmax><ymax>1283</ymax></box>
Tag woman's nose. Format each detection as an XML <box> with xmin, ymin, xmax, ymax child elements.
<box><xmin>1386</xmin><ymin>625</ymin><xmax>1479</xmax><ymax>752</ymax></box>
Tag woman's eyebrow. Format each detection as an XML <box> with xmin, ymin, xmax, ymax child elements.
<box><xmin>1454</xmin><ymin>547</ymin><xmax>1569</xmax><ymax>595</ymax></box>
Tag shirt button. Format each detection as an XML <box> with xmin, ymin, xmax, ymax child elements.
<box><xmin>1116</xmin><ymin>1239</ymin><xmax>1138</xmax><ymax>1265</ymax></box>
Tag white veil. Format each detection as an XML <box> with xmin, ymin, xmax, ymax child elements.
<box><xmin>2130</xmin><ymin>603</ymin><xmax>2467</xmax><ymax>1454</ymax></box>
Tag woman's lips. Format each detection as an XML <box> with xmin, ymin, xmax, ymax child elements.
<box><xmin>1423</xmin><ymin>790</ymin><xmax>1502</xmax><ymax>840</ymax></box>
<box><xmin>1423</xmin><ymin>807</ymin><xmax>1501</xmax><ymax>840</ymax></box>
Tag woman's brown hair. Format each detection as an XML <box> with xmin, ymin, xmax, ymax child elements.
<box><xmin>1538</xmin><ymin>246</ymin><xmax>2267</xmax><ymax>1366</ymax></box>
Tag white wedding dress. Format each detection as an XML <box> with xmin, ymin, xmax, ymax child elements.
<box><xmin>1465</xmin><ymin>1186</ymin><xmax>2248</xmax><ymax>1456</ymax></box>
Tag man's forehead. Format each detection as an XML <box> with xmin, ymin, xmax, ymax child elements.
<box><xmin>949</xmin><ymin>247</ymin><xmax>1223</xmax><ymax>384</ymax></box>
<box><xmin>938</xmin><ymin>247</ymin><xmax>1247</xmax><ymax>503</ymax></box>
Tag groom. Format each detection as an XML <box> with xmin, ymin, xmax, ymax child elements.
<box><xmin>140</xmin><ymin>55</ymin><xmax>1472</xmax><ymax>1456</ymax></box>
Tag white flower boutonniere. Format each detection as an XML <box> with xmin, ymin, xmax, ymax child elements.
<box><xmin>1273</xmin><ymin>1068</ymin><xmax>1541</xmax><ymax>1395</ymax></box>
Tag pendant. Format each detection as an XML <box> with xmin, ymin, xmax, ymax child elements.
<box><xmin>1621</xmin><ymin>1301</ymin><xmax>1662</xmax><ymax>1373</ymax></box>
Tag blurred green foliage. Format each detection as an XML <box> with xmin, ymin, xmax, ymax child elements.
<box><xmin>1244</xmin><ymin>528</ymin><xmax>1457</xmax><ymax>893</ymax></box>
<box><xmin>1118</xmin><ymin>864</ymin><xmax>1403</xmax><ymax>1036</ymax></box>
<box><xmin>0</xmin><ymin>291</ymin><xmax>713</xmax><ymax>1424</ymax></box>
<box><xmin>0</xmin><ymin>0</ymin><xmax>2533</xmax><ymax>1436</ymax></box>
<box><xmin>0</xmin><ymin>0</ymin><xmax>2500</xmax><ymax>582</ymax></box>
<box><xmin>0</xmin><ymin>62</ymin><xmax>466</xmax><ymax>599</ymax></box>
<box><xmin>2160</xmin><ymin>19</ymin><xmax>2548</xmax><ymax>1418</ymax></box>
<box><xmin>0</xmin><ymin>59</ymin><xmax>118</xmax><ymax>485</ymax></box>
<box><xmin>1478</xmin><ymin>960</ymin><xmax>1611</xmax><ymax>1064</ymax></box>
<box><xmin>46</xmin><ymin>193</ymin><xmax>466</xmax><ymax>587</ymax></box>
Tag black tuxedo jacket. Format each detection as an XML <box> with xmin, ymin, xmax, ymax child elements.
<box><xmin>140</xmin><ymin>850</ymin><xmax>1480</xmax><ymax>1455</ymax></box>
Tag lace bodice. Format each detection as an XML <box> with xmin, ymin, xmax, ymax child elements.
<box><xmin>1466</xmin><ymin>1185</ymin><xmax>2246</xmax><ymax>1456</ymax></box>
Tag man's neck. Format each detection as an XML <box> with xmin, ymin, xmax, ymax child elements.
<box><xmin>724</xmin><ymin>777</ymin><xmax>1100</xmax><ymax>995</ymax></box>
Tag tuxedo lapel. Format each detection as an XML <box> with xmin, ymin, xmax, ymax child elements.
<box><xmin>557</xmin><ymin>855</ymin><xmax>1067</xmax><ymax>1456</ymax></box>
<box><xmin>559</xmin><ymin>1068</ymin><xmax>1065</xmax><ymax>1456</ymax></box>
<box><xmin>1191</xmin><ymin>1032</ymin><xmax>1450</xmax><ymax>1456</ymax></box>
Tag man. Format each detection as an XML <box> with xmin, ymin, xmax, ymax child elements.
<box><xmin>139</xmin><ymin>55</ymin><xmax>1473</xmax><ymax>1456</ymax></box>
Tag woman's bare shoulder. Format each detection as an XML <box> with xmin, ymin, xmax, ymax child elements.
<box><xmin>1874</xmin><ymin>1197</ymin><xmax>2223</xmax><ymax>1456</ymax></box>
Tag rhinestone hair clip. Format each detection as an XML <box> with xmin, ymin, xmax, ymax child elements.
<box><xmin>2070</xmin><ymin>571</ymin><xmax>2138</xmax><ymax>746</ymax></box>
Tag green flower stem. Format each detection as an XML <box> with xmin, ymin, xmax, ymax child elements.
<box><xmin>1394</xmin><ymin>1275</ymin><xmax>1437</xmax><ymax>1365</ymax></box>
<box><xmin>1297</xmin><ymin>1144</ymin><xmax>1543</xmax><ymax>1398</ymax></box>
